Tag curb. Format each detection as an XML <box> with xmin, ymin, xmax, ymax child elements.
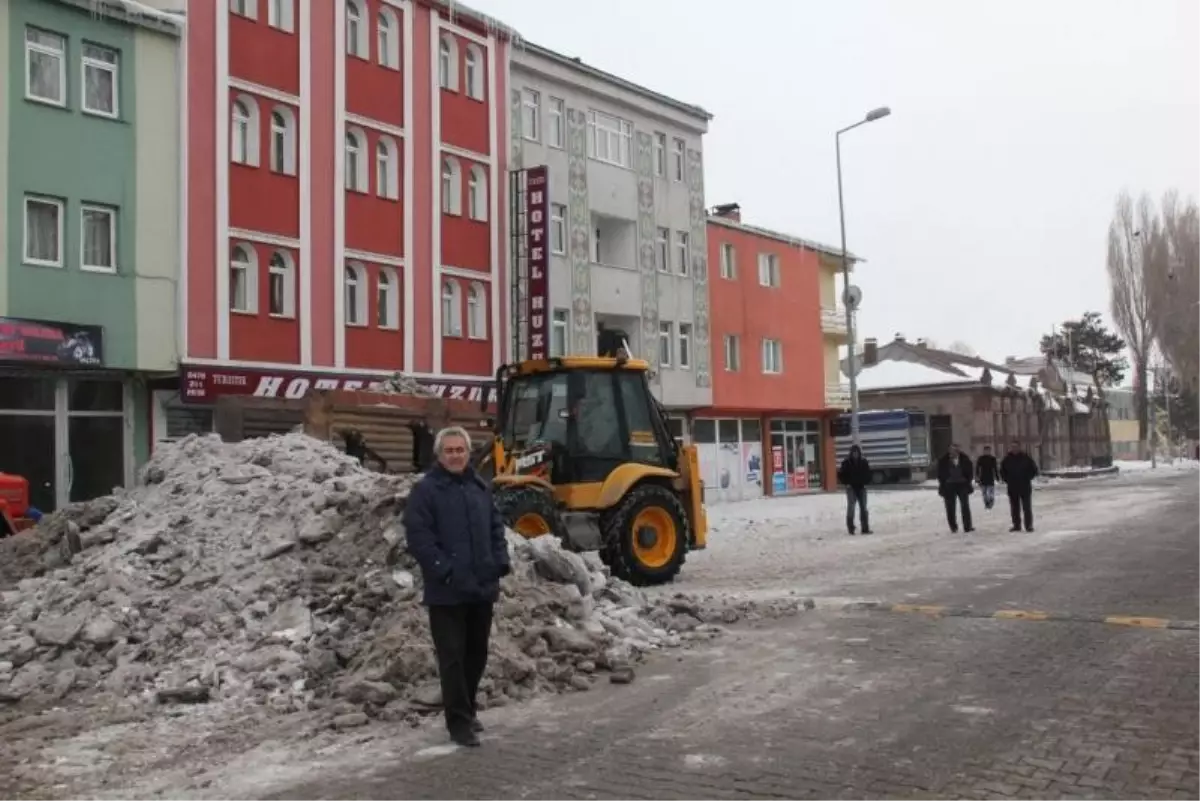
<box><xmin>839</xmin><ymin>601</ymin><xmax>1197</xmax><ymax>631</ymax></box>
<box><xmin>1041</xmin><ymin>465</ymin><xmax>1121</xmax><ymax>480</ymax></box>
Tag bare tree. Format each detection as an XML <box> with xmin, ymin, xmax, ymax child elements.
<box><xmin>1106</xmin><ymin>190</ymin><xmax>1157</xmax><ymax>443</ymax></box>
<box><xmin>1148</xmin><ymin>191</ymin><xmax>1199</xmax><ymax>392</ymax></box>
<box><xmin>945</xmin><ymin>340</ymin><xmax>976</xmax><ymax>357</ymax></box>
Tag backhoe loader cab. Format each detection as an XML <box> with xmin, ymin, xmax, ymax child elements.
<box><xmin>486</xmin><ymin>356</ymin><xmax>707</xmax><ymax>586</ymax></box>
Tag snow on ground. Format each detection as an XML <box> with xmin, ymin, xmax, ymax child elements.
<box><xmin>1115</xmin><ymin>458</ymin><xmax>1200</xmax><ymax>474</ymax></box>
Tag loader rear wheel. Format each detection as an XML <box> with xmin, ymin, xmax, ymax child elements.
<box><xmin>495</xmin><ymin>485</ymin><xmax>567</xmax><ymax>541</ymax></box>
<box><xmin>602</xmin><ymin>483</ymin><xmax>689</xmax><ymax>587</ymax></box>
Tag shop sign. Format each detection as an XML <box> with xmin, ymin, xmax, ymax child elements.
<box><xmin>180</xmin><ymin>365</ymin><xmax>497</xmax><ymax>406</ymax></box>
<box><xmin>524</xmin><ymin>165</ymin><xmax>550</xmax><ymax>360</ymax></box>
<box><xmin>0</xmin><ymin>316</ymin><xmax>104</xmax><ymax>367</ymax></box>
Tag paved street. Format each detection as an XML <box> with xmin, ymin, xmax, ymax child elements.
<box><xmin>262</xmin><ymin>473</ymin><xmax>1198</xmax><ymax>800</ymax></box>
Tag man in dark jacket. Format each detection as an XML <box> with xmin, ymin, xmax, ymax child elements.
<box><xmin>402</xmin><ymin>426</ymin><xmax>510</xmax><ymax>747</ymax></box>
<box><xmin>838</xmin><ymin>444</ymin><xmax>873</xmax><ymax>535</ymax></box>
<box><xmin>1000</xmin><ymin>439</ymin><xmax>1039</xmax><ymax>532</ymax></box>
<box><xmin>975</xmin><ymin>445</ymin><xmax>1000</xmax><ymax>510</ymax></box>
<box><xmin>937</xmin><ymin>444</ymin><xmax>974</xmax><ymax>533</ymax></box>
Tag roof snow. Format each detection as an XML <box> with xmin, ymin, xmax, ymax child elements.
<box><xmin>852</xmin><ymin>360</ymin><xmax>978</xmax><ymax>391</ymax></box>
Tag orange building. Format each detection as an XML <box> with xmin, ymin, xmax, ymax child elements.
<box><xmin>694</xmin><ymin>204</ymin><xmax>858</xmax><ymax>501</ymax></box>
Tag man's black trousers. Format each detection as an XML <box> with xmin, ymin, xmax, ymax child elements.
<box><xmin>1008</xmin><ymin>487</ymin><xmax>1034</xmax><ymax>530</ymax></box>
<box><xmin>943</xmin><ymin>489</ymin><xmax>973</xmax><ymax>531</ymax></box>
<box><xmin>428</xmin><ymin>601</ymin><xmax>494</xmax><ymax>735</ymax></box>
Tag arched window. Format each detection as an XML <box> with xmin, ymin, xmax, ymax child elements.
<box><xmin>345</xmin><ymin>128</ymin><xmax>367</xmax><ymax>192</ymax></box>
<box><xmin>441</xmin><ymin>157</ymin><xmax>462</xmax><ymax>215</ymax></box>
<box><xmin>467</xmin><ymin>164</ymin><xmax>487</xmax><ymax>221</ymax></box>
<box><xmin>346</xmin><ymin>0</ymin><xmax>367</xmax><ymax>58</ymax></box>
<box><xmin>377</xmin><ymin>7</ymin><xmax>400</xmax><ymax>69</ymax></box>
<box><xmin>467</xmin><ymin>281</ymin><xmax>486</xmax><ymax>339</ymax></box>
<box><xmin>465</xmin><ymin>44</ymin><xmax>485</xmax><ymax>100</ymax></box>
<box><xmin>441</xmin><ymin>279</ymin><xmax>462</xmax><ymax>336</ymax></box>
<box><xmin>231</xmin><ymin>96</ymin><xmax>259</xmax><ymax>166</ymax></box>
<box><xmin>269</xmin><ymin>106</ymin><xmax>297</xmax><ymax>175</ymax></box>
<box><xmin>376</xmin><ymin>136</ymin><xmax>399</xmax><ymax>200</ymax></box>
<box><xmin>268</xmin><ymin>251</ymin><xmax>295</xmax><ymax>317</ymax></box>
<box><xmin>377</xmin><ymin>266</ymin><xmax>399</xmax><ymax>329</ymax></box>
<box><xmin>344</xmin><ymin>261</ymin><xmax>367</xmax><ymax>325</ymax></box>
<box><xmin>438</xmin><ymin>33</ymin><xmax>458</xmax><ymax>90</ymax></box>
<box><xmin>229</xmin><ymin>243</ymin><xmax>257</xmax><ymax>313</ymax></box>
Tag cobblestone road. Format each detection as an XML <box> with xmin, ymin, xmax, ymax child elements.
<box><xmin>266</xmin><ymin>475</ymin><xmax>1199</xmax><ymax>800</ymax></box>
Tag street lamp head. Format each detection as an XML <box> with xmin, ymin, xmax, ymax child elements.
<box><xmin>865</xmin><ymin>106</ymin><xmax>892</xmax><ymax>122</ymax></box>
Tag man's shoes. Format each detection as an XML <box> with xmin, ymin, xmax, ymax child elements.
<box><xmin>471</xmin><ymin>717</ymin><xmax>484</xmax><ymax>734</ymax></box>
<box><xmin>964</xmin><ymin>527</ymin><xmax>975</xmax><ymax>533</ymax></box>
<box><xmin>949</xmin><ymin>527</ymin><xmax>958</xmax><ymax>533</ymax></box>
<box><xmin>450</xmin><ymin>728</ymin><xmax>481</xmax><ymax>747</ymax></box>
<box><xmin>1009</xmin><ymin>526</ymin><xmax>1021</xmax><ymax>532</ymax></box>
<box><xmin>848</xmin><ymin>529</ymin><xmax>856</xmax><ymax>535</ymax></box>
<box><xmin>861</xmin><ymin>528</ymin><xmax>873</xmax><ymax>535</ymax></box>
<box><xmin>1025</xmin><ymin>526</ymin><xmax>1034</xmax><ymax>533</ymax></box>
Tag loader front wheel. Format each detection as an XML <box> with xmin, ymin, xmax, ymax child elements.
<box><xmin>602</xmin><ymin>483</ymin><xmax>689</xmax><ymax>586</ymax></box>
<box><xmin>495</xmin><ymin>485</ymin><xmax>567</xmax><ymax>541</ymax></box>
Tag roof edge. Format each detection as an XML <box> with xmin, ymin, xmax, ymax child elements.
<box><xmin>706</xmin><ymin>215</ymin><xmax>863</xmax><ymax>262</ymax></box>
<box><xmin>63</xmin><ymin>0</ymin><xmax>183</xmax><ymax>34</ymax></box>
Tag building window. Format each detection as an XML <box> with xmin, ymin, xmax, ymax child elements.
<box><xmin>550</xmin><ymin>203</ymin><xmax>566</xmax><ymax>254</ymax></box>
<box><xmin>654</xmin><ymin>132</ymin><xmax>666</xmax><ymax>177</ymax></box>
<box><xmin>587</xmin><ymin>110</ymin><xmax>632</xmax><ymax>168</ymax></box>
<box><xmin>439</xmin><ymin>34</ymin><xmax>458</xmax><ymax>91</ymax></box>
<box><xmin>548</xmin><ymin>97</ymin><xmax>565</xmax><ymax>148</ymax></box>
<box><xmin>762</xmin><ymin>338</ymin><xmax>783</xmax><ymax>374</ymax></box>
<box><xmin>231</xmin><ymin>96</ymin><xmax>260</xmax><ymax>166</ymax></box>
<box><xmin>467</xmin><ymin>282</ymin><xmax>486</xmax><ymax>338</ymax></box>
<box><xmin>345</xmin><ymin>261</ymin><xmax>367</xmax><ymax>325</ymax></box>
<box><xmin>376</xmin><ymin>136</ymin><xmax>399</xmax><ymax>199</ymax></box>
<box><xmin>230</xmin><ymin>244</ymin><xmax>257</xmax><ymax>313</ymax></box>
<box><xmin>675</xmin><ymin>231</ymin><xmax>690</xmax><ymax>276</ymax></box>
<box><xmin>82</xmin><ymin>44</ymin><xmax>119</xmax><ymax>118</ymax></box>
<box><xmin>25</xmin><ymin>28</ymin><xmax>66</xmax><ymax>107</ymax></box>
<box><xmin>671</xmin><ymin>137</ymin><xmax>685</xmax><ymax>181</ymax></box>
<box><xmin>345</xmin><ymin>127</ymin><xmax>368</xmax><ymax>191</ymax></box>
<box><xmin>720</xmin><ymin>243</ymin><xmax>736</xmax><ymax>279</ymax></box>
<box><xmin>24</xmin><ymin>196</ymin><xmax>63</xmax><ymax>267</ymax></box>
<box><xmin>81</xmin><ymin>205</ymin><xmax>117</xmax><ymax>273</ymax></box>
<box><xmin>522</xmin><ymin>88</ymin><xmax>540</xmax><ymax>142</ymax></box>
<box><xmin>655</xmin><ymin>227</ymin><xmax>669</xmax><ymax>273</ymax></box>
<box><xmin>441</xmin><ymin>157</ymin><xmax>462</xmax><ymax>215</ymax></box>
<box><xmin>270</xmin><ymin>107</ymin><xmax>297</xmax><ymax>175</ymax></box>
<box><xmin>658</xmin><ymin>322</ymin><xmax>673</xmax><ymax>367</ymax></box>
<box><xmin>268</xmin><ymin>0</ymin><xmax>295</xmax><ymax>32</ymax></box>
<box><xmin>230</xmin><ymin>0</ymin><xmax>256</xmax><ymax>18</ymax></box>
<box><xmin>465</xmin><ymin>44</ymin><xmax>485</xmax><ymax>100</ymax></box>
<box><xmin>377</xmin><ymin>7</ymin><xmax>400</xmax><ymax>68</ymax></box>
<box><xmin>346</xmin><ymin>0</ymin><xmax>367</xmax><ymax>59</ymax></box>
<box><xmin>758</xmin><ymin>252</ymin><xmax>780</xmax><ymax>287</ymax></box>
<box><xmin>724</xmin><ymin>334</ymin><xmax>740</xmax><ymax>372</ymax></box>
<box><xmin>551</xmin><ymin>309</ymin><xmax>568</xmax><ymax>356</ymax></box>
<box><xmin>678</xmin><ymin>323</ymin><xmax>692</xmax><ymax>369</ymax></box>
<box><xmin>268</xmin><ymin>251</ymin><xmax>295</xmax><ymax>317</ymax></box>
<box><xmin>378</xmin><ymin>267</ymin><xmax>399</xmax><ymax>328</ymax></box>
<box><xmin>468</xmin><ymin>165</ymin><xmax>488</xmax><ymax>221</ymax></box>
<box><xmin>441</xmin><ymin>279</ymin><xmax>462</xmax><ymax>336</ymax></box>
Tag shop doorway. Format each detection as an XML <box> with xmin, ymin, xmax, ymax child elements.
<box><xmin>769</xmin><ymin>418</ymin><xmax>823</xmax><ymax>493</ymax></box>
<box><xmin>0</xmin><ymin>375</ymin><xmax>132</xmax><ymax>513</ymax></box>
<box><xmin>693</xmin><ymin>418</ymin><xmax>764</xmax><ymax>504</ymax></box>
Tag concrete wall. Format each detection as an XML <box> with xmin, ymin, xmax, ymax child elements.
<box><xmin>510</xmin><ymin>46</ymin><xmax>712</xmax><ymax>409</ymax></box>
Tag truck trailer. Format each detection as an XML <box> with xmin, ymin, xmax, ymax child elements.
<box><xmin>833</xmin><ymin>409</ymin><xmax>931</xmax><ymax>485</ymax></box>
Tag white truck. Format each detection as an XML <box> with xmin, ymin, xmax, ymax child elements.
<box><xmin>833</xmin><ymin>409</ymin><xmax>931</xmax><ymax>485</ymax></box>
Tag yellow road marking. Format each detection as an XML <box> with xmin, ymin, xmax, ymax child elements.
<box><xmin>890</xmin><ymin>604</ymin><xmax>946</xmax><ymax>616</ymax></box>
<box><xmin>993</xmin><ymin>609</ymin><xmax>1050</xmax><ymax>621</ymax></box>
<box><xmin>1103</xmin><ymin>616</ymin><xmax>1170</xmax><ymax>629</ymax></box>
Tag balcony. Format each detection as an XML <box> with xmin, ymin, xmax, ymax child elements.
<box><xmin>821</xmin><ymin>306</ymin><xmax>849</xmax><ymax>338</ymax></box>
<box><xmin>825</xmin><ymin>383</ymin><xmax>851</xmax><ymax>408</ymax></box>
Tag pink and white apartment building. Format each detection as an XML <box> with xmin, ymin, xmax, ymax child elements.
<box><xmin>170</xmin><ymin>0</ymin><xmax>514</xmax><ymax>418</ymax></box>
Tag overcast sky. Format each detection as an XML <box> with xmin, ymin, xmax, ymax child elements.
<box><xmin>471</xmin><ymin>0</ymin><xmax>1199</xmax><ymax>364</ymax></box>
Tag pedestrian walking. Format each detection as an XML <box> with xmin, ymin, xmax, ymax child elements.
<box><xmin>838</xmin><ymin>444</ymin><xmax>872</xmax><ymax>535</ymax></box>
<box><xmin>937</xmin><ymin>443</ymin><xmax>975</xmax><ymax>533</ymax></box>
<box><xmin>402</xmin><ymin>426</ymin><xmax>511</xmax><ymax>747</ymax></box>
<box><xmin>975</xmin><ymin>445</ymin><xmax>1000</xmax><ymax>510</ymax></box>
<box><xmin>999</xmin><ymin>439</ymin><xmax>1039</xmax><ymax>532</ymax></box>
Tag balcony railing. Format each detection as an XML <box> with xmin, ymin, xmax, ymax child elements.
<box><xmin>820</xmin><ymin>306</ymin><xmax>849</xmax><ymax>336</ymax></box>
<box><xmin>825</xmin><ymin>383</ymin><xmax>852</xmax><ymax>408</ymax></box>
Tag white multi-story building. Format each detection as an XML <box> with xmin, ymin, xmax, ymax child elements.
<box><xmin>509</xmin><ymin>43</ymin><xmax>713</xmax><ymax>412</ymax></box>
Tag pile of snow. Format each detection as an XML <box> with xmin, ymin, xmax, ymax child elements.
<box><xmin>0</xmin><ymin>434</ymin><xmax>770</xmax><ymax>726</ymax></box>
<box><xmin>366</xmin><ymin>372</ymin><xmax>437</xmax><ymax>397</ymax></box>
<box><xmin>1114</xmin><ymin>458</ymin><xmax>1200</xmax><ymax>474</ymax></box>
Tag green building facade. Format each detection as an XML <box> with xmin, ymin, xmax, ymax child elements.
<box><xmin>0</xmin><ymin>0</ymin><xmax>181</xmax><ymax>514</ymax></box>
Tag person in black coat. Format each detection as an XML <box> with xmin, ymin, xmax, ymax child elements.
<box><xmin>838</xmin><ymin>444</ymin><xmax>873</xmax><ymax>535</ymax></box>
<box><xmin>937</xmin><ymin>443</ymin><xmax>975</xmax><ymax>533</ymax></box>
<box><xmin>1000</xmin><ymin>439</ymin><xmax>1040</xmax><ymax>532</ymax></box>
<box><xmin>402</xmin><ymin>426</ymin><xmax>511</xmax><ymax>747</ymax></box>
<box><xmin>975</xmin><ymin>445</ymin><xmax>1000</xmax><ymax>510</ymax></box>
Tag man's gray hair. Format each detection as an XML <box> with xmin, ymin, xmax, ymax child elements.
<box><xmin>434</xmin><ymin>425</ymin><xmax>472</xmax><ymax>454</ymax></box>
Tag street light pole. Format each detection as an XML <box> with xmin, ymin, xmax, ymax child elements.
<box><xmin>837</xmin><ymin>106</ymin><xmax>891</xmax><ymax>445</ymax></box>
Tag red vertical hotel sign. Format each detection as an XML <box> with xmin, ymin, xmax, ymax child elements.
<box><xmin>525</xmin><ymin>166</ymin><xmax>550</xmax><ymax>360</ymax></box>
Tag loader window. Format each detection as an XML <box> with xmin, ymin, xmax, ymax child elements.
<box><xmin>616</xmin><ymin>371</ymin><xmax>666</xmax><ymax>466</ymax></box>
<box><xmin>504</xmin><ymin>373</ymin><xmax>569</xmax><ymax>451</ymax></box>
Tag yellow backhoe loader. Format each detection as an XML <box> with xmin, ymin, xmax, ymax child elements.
<box><xmin>473</xmin><ymin>354</ymin><xmax>707</xmax><ymax>586</ymax></box>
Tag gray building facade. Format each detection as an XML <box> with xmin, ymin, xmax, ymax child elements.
<box><xmin>509</xmin><ymin>43</ymin><xmax>713</xmax><ymax>410</ymax></box>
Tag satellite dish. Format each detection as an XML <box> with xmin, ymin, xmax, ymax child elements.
<box><xmin>844</xmin><ymin>285</ymin><xmax>863</xmax><ymax>310</ymax></box>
